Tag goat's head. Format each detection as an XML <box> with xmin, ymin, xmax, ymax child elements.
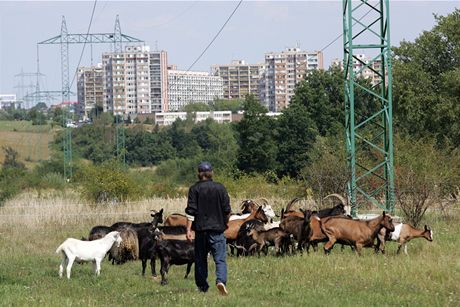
<box><xmin>151</xmin><ymin>209</ymin><xmax>164</xmax><ymax>227</ymax></box>
<box><xmin>255</xmin><ymin>206</ymin><xmax>269</xmax><ymax>224</ymax></box>
<box><xmin>424</xmin><ymin>225</ymin><xmax>433</xmax><ymax>241</ymax></box>
<box><xmin>114</xmin><ymin>231</ymin><xmax>123</xmax><ymax>247</ymax></box>
<box><xmin>241</xmin><ymin>200</ymin><xmax>257</xmax><ymax>214</ymax></box>
<box><xmin>380</xmin><ymin>211</ymin><xmax>395</xmax><ymax>232</ymax></box>
<box><xmin>248</xmin><ymin>228</ymin><xmax>256</xmax><ymax>238</ymax></box>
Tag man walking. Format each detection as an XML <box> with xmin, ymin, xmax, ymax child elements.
<box><xmin>185</xmin><ymin>161</ymin><xmax>231</xmax><ymax>295</ymax></box>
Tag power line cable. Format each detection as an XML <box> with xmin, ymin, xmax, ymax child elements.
<box><xmin>320</xmin><ymin>4</ymin><xmax>376</xmax><ymax>53</ymax></box>
<box><xmin>69</xmin><ymin>0</ymin><xmax>98</xmax><ymax>90</ymax></box>
<box><xmin>186</xmin><ymin>0</ymin><xmax>243</xmax><ymax>72</ymax></box>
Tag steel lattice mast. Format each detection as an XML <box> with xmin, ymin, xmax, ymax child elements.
<box><xmin>38</xmin><ymin>15</ymin><xmax>143</xmax><ymax>180</ymax></box>
<box><xmin>343</xmin><ymin>0</ymin><xmax>395</xmax><ymax>216</ymax></box>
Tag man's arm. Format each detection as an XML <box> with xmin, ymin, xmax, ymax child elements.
<box><xmin>185</xmin><ymin>186</ymin><xmax>197</xmax><ymax>242</ymax></box>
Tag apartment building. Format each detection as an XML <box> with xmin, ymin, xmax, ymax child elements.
<box><xmin>0</xmin><ymin>94</ymin><xmax>22</xmax><ymax>109</ymax></box>
<box><xmin>331</xmin><ymin>54</ymin><xmax>384</xmax><ymax>85</ymax></box>
<box><xmin>77</xmin><ymin>64</ymin><xmax>104</xmax><ymax>120</ymax></box>
<box><xmin>102</xmin><ymin>45</ymin><xmax>168</xmax><ymax>116</ymax></box>
<box><xmin>167</xmin><ymin>69</ymin><xmax>223</xmax><ymax>111</ymax></box>
<box><xmin>260</xmin><ymin>48</ymin><xmax>324</xmax><ymax>112</ymax></box>
<box><xmin>155</xmin><ymin>111</ymin><xmax>231</xmax><ymax>126</ymax></box>
<box><xmin>211</xmin><ymin>60</ymin><xmax>264</xmax><ymax>99</ymax></box>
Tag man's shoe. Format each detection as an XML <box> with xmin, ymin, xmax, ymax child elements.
<box><xmin>216</xmin><ymin>282</ymin><xmax>228</xmax><ymax>296</ymax></box>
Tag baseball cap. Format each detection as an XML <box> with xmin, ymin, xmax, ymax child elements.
<box><xmin>198</xmin><ymin>161</ymin><xmax>213</xmax><ymax>172</ymax></box>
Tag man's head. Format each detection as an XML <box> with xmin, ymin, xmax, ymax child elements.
<box><xmin>198</xmin><ymin>161</ymin><xmax>213</xmax><ymax>180</ymax></box>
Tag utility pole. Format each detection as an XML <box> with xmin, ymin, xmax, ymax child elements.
<box><xmin>343</xmin><ymin>0</ymin><xmax>395</xmax><ymax>216</ymax></box>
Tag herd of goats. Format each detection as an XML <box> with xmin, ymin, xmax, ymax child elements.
<box><xmin>56</xmin><ymin>194</ymin><xmax>434</xmax><ymax>284</ymax></box>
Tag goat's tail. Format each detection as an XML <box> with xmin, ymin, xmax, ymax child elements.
<box><xmin>55</xmin><ymin>243</ymin><xmax>64</xmax><ymax>254</ymax></box>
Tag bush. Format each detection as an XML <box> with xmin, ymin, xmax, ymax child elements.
<box><xmin>395</xmin><ymin>136</ymin><xmax>460</xmax><ymax>226</ymax></box>
<box><xmin>77</xmin><ymin>160</ymin><xmax>142</xmax><ymax>203</ymax></box>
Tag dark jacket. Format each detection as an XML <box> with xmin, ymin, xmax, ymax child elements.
<box><xmin>185</xmin><ymin>179</ymin><xmax>231</xmax><ymax>232</ymax></box>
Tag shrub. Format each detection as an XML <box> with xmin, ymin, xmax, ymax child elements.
<box><xmin>77</xmin><ymin>160</ymin><xmax>142</xmax><ymax>203</ymax></box>
<box><xmin>395</xmin><ymin>136</ymin><xmax>460</xmax><ymax>226</ymax></box>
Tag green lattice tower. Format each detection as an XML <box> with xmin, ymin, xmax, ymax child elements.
<box><xmin>343</xmin><ymin>0</ymin><xmax>395</xmax><ymax>216</ymax></box>
<box><xmin>38</xmin><ymin>15</ymin><xmax>143</xmax><ymax>179</ymax></box>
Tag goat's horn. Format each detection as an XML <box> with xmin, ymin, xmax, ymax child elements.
<box><xmin>286</xmin><ymin>197</ymin><xmax>301</xmax><ymax>211</ymax></box>
<box><xmin>323</xmin><ymin>193</ymin><xmax>348</xmax><ymax>206</ymax></box>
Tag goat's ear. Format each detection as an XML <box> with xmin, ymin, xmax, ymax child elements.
<box><xmin>424</xmin><ymin>225</ymin><xmax>429</xmax><ymax>231</ymax></box>
<box><xmin>159</xmin><ymin>208</ymin><xmax>163</xmax><ymax>214</ymax></box>
<box><xmin>382</xmin><ymin>211</ymin><xmax>386</xmax><ymax>217</ymax></box>
<box><xmin>257</xmin><ymin>206</ymin><xmax>263</xmax><ymax>212</ymax></box>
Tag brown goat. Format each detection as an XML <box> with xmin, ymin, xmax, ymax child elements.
<box><xmin>279</xmin><ymin>209</ymin><xmax>312</xmax><ymax>252</ymax></box>
<box><xmin>375</xmin><ymin>223</ymin><xmax>433</xmax><ymax>255</ymax></box>
<box><xmin>224</xmin><ymin>206</ymin><xmax>268</xmax><ymax>241</ymax></box>
<box><xmin>248</xmin><ymin>227</ymin><xmax>289</xmax><ymax>256</ymax></box>
<box><xmin>320</xmin><ymin>212</ymin><xmax>395</xmax><ymax>256</ymax></box>
<box><xmin>164</xmin><ymin>213</ymin><xmax>188</xmax><ymax>227</ymax></box>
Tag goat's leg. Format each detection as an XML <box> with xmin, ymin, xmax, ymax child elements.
<box><xmin>184</xmin><ymin>263</ymin><xmax>192</xmax><ymax>279</ymax></box>
<box><xmin>324</xmin><ymin>237</ymin><xmax>336</xmax><ymax>254</ymax></box>
<box><xmin>403</xmin><ymin>243</ymin><xmax>408</xmax><ymax>255</ymax></box>
<box><xmin>141</xmin><ymin>259</ymin><xmax>147</xmax><ymax>276</ymax></box>
<box><xmin>59</xmin><ymin>254</ymin><xmax>67</xmax><ymax>278</ymax></box>
<box><xmin>151</xmin><ymin>256</ymin><xmax>157</xmax><ymax>277</ymax></box>
<box><xmin>354</xmin><ymin>243</ymin><xmax>363</xmax><ymax>256</ymax></box>
<box><xmin>160</xmin><ymin>259</ymin><xmax>170</xmax><ymax>286</ymax></box>
<box><xmin>66</xmin><ymin>256</ymin><xmax>75</xmax><ymax>279</ymax></box>
<box><xmin>397</xmin><ymin>243</ymin><xmax>402</xmax><ymax>254</ymax></box>
<box><xmin>95</xmin><ymin>258</ymin><xmax>102</xmax><ymax>276</ymax></box>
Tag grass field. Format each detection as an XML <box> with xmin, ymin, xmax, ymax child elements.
<box><xmin>0</xmin><ymin>120</ymin><xmax>53</xmax><ymax>166</ymax></box>
<box><xmin>0</xmin><ymin>192</ymin><xmax>459</xmax><ymax>306</ymax></box>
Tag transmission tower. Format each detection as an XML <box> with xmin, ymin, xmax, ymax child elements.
<box><xmin>343</xmin><ymin>0</ymin><xmax>395</xmax><ymax>216</ymax></box>
<box><xmin>38</xmin><ymin>15</ymin><xmax>144</xmax><ymax>180</ymax></box>
<box><xmin>14</xmin><ymin>69</ymin><xmax>45</xmax><ymax>108</ymax></box>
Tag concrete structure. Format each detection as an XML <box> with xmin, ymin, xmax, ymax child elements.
<box><xmin>0</xmin><ymin>94</ymin><xmax>22</xmax><ymax>109</ymax></box>
<box><xmin>77</xmin><ymin>64</ymin><xmax>104</xmax><ymax>120</ymax></box>
<box><xmin>167</xmin><ymin>70</ymin><xmax>223</xmax><ymax>111</ymax></box>
<box><xmin>155</xmin><ymin>111</ymin><xmax>232</xmax><ymax>126</ymax></box>
<box><xmin>211</xmin><ymin>60</ymin><xmax>264</xmax><ymax>100</ymax></box>
<box><xmin>331</xmin><ymin>54</ymin><xmax>384</xmax><ymax>85</ymax></box>
<box><xmin>102</xmin><ymin>45</ymin><xmax>168</xmax><ymax>116</ymax></box>
<box><xmin>260</xmin><ymin>48</ymin><xmax>324</xmax><ymax>112</ymax></box>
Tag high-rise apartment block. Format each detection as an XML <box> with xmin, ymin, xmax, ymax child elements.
<box><xmin>260</xmin><ymin>48</ymin><xmax>324</xmax><ymax>112</ymax></box>
<box><xmin>211</xmin><ymin>60</ymin><xmax>264</xmax><ymax>100</ymax></box>
<box><xmin>77</xmin><ymin>64</ymin><xmax>104</xmax><ymax>120</ymax></box>
<box><xmin>102</xmin><ymin>45</ymin><xmax>168</xmax><ymax>116</ymax></box>
<box><xmin>331</xmin><ymin>54</ymin><xmax>384</xmax><ymax>85</ymax></box>
<box><xmin>167</xmin><ymin>70</ymin><xmax>223</xmax><ymax>111</ymax></box>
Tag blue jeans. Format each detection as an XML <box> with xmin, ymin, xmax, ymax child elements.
<box><xmin>194</xmin><ymin>231</ymin><xmax>227</xmax><ymax>292</ymax></box>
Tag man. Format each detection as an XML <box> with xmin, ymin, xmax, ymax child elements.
<box><xmin>185</xmin><ymin>161</ymin><xmax>231</xmax><ymax>296</ymax></box>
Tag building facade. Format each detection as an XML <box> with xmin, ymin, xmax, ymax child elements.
<box><xmin>102</xmin><ymin>45</ymin><xmax>168</xmax><ymax>116</ymax></box>
<box><xmin>155</xmin><ymin>111</ymin><xmax>232</xmax><ymax>126</ymax></box>
<box><xmin>211</xmin><ymin>60</ymin><xmax>264</xmax><ymax>100</ymax></box>
<box><xmin>331</xmin><ymin>54</ymin><xmax>384</xmax><ymax>85</ymax></box>
<box><xmin>77</xmin><ymin>64</ymin><xmax>104</xmax><ymax>120</ymax></box>
<box><xmin>167</xmin><ymin>70</ymin><xmax>223</xmax><ymax>111</ymax></box>
<box><xmin>261</xmin><ymin>48</ymin><xmax>324</xmax><ymax>112</ymax></box>
<box><xmin>0</xmin><ymin>94</ymin><xmax>22</xmax><ymax>109</ymax></box>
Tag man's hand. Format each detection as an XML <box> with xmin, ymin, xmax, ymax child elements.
<box><xmin>186</xmin><ymin>219</ymin><xmax>194</xmax><ymax>242</ymax></box>
<box><xmin>186</xmin><ymin>229</ymin><xmax>193</xmax><ymax>242</ymax></box>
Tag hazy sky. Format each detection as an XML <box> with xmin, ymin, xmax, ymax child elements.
<box><xmin>1</xmin><ymin>1</ymin><xmax>459</xmax><ymax>103</ymax></box>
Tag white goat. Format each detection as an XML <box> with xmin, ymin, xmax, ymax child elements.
<box><xmin>230</xmin><ymin>204</ymin><xmax>276</xmax><ymax>221</ymax></box>
<box><xmin>56</xmin><ymin>231</ymin><xmax>122</xmax><ymax>279</ymax></box>
<box><xmin>376</xmin><ymin>223</ymin><xmax>433</xmax><ymax>255</ymax></box>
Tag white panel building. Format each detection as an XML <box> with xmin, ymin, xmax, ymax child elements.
<box><xmin>102</xmin><ymin>45</ymin><xmax>168</xmax><ymax>116</ymax></box>
<box><xmin>260</xmin><ymin>48</ymin><xmax>324</xmax><ymax>112</ymax></box>
<box><xmin>167</xmin><ymin>70</ymin><xmax>223</xmax><ymax>111</ymax></box>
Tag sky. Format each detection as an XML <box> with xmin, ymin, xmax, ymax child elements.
<box><xmin>1</xmin><ymin>1</ymin><xmax>459</xmax><ymax>104</ymax></box>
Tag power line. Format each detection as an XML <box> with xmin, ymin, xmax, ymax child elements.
<box><xmin>69</xmin><ymin>0</ymin><xmax>98</xmax><ymax>90</ymax></box>
<box><xmin>186</xmin><ymin>0</ymin><xmax>244</xmax><ymax>72</ymax></box>
<box><xmin>320</xmin><ymin>5</ymin><xmax>376</xmax><ymax>53</ymax></box>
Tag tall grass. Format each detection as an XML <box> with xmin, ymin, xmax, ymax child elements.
<box><xmin>0</xmin><ymin>193</ymin><xmax>459</xmax><ymax>306</ymax></box>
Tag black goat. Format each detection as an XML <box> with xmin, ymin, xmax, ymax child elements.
<box><xmin>316</xmin><ymin>204</ymin><xmax>346</xmax><ymax>218</ymax></box>
<box><xmin>152</xmin><ymin>230</ymin><xmax>194</xmax><ymax>285</ymax></box>
<box><xmin>140</xmin><ymin>225</ymin><xmax>188</xmax><ymax>277</ymax></box>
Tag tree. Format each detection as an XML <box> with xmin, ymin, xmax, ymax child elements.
<box><xmin>276</xmin><ymin>103</ymin><xmax>318</xmax><ymax>177</ymax></box>
<box><xmin>393</xmin><ymin>9</ymin><xmax>460</xmax><ymax>146</ymax></box>
<box><xmin>2</xmin><ymin>146</ymin><xmax>25</xmax><ymax>170</ymax></box>
<box><xmin>182</xmin><ymin>102</ymin><xmax>211</xmax><ymax>112</ymax></box>
<box><xmin>212</xmin><ymin>99</ymin><xmax>243</xmax><ymax>113</ymax></box>
<box><xmin>236</xmin><ymin>95</ymin><xmax>278</xmax><ymax>173</ymax></box>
